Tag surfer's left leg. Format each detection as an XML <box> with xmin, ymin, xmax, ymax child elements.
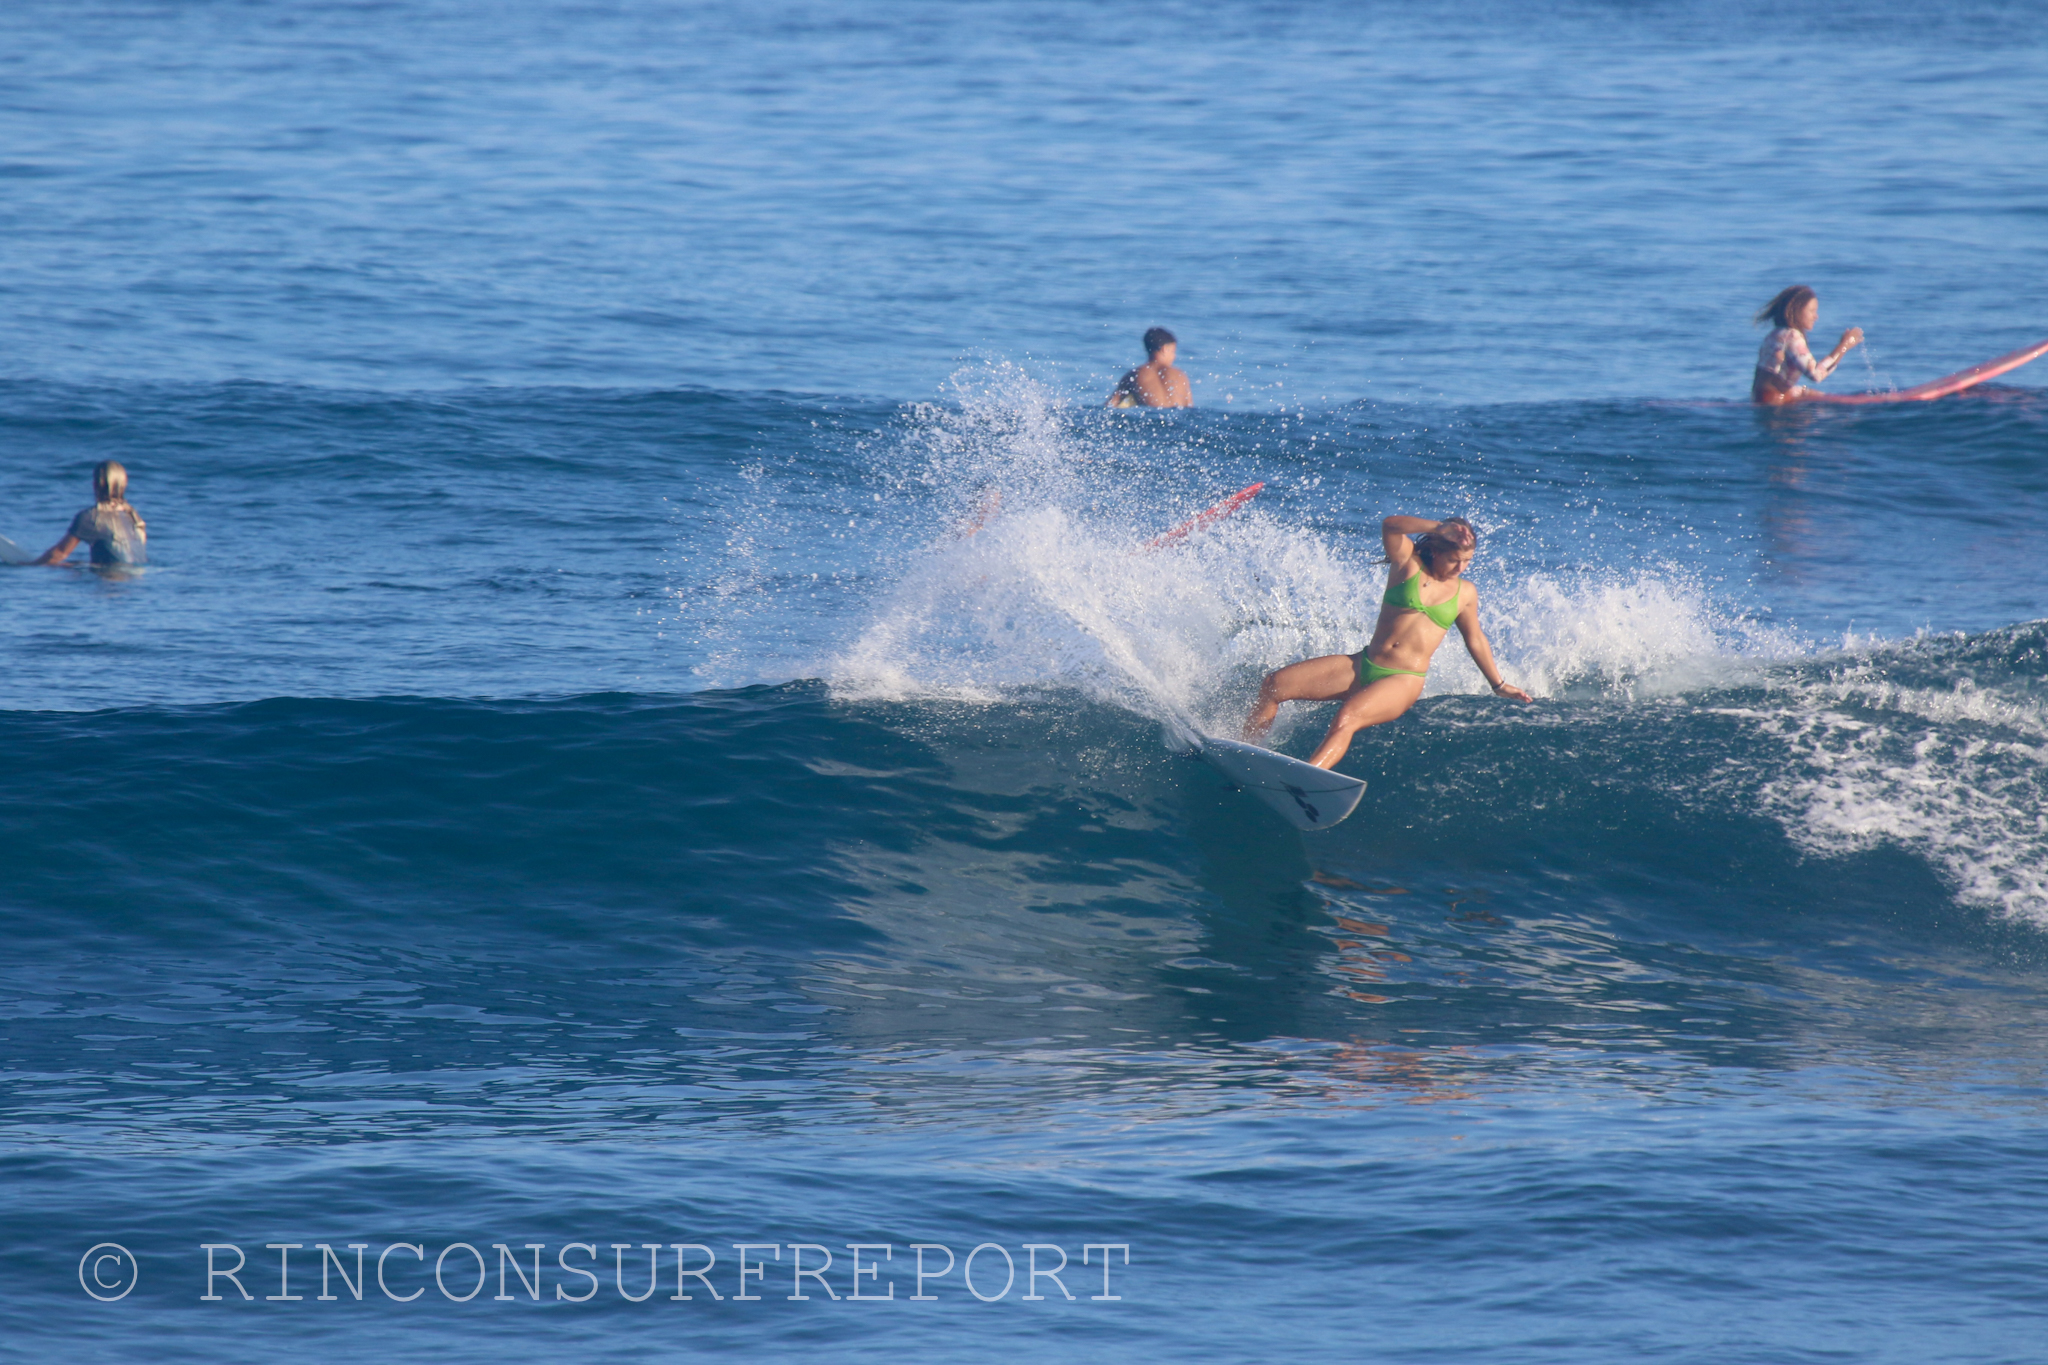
<box><xmin>1243</xmin><ymin>654</ymin><xmax>1358</xmax><ymax>741</ymax></box>
<box><xmin>1305</xmin><ymin>672</ymin><xmax>1427</xmax><ymax>769</ymax></box>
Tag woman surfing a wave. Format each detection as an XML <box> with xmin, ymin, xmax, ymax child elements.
<box><xmin>1752</xmin><ymin>285</ymin><xmax>1863</xmax><ymax>405</ymax></box>
<box><xmin>1242</xmin><ymin>515</ymin><xmax>1530</xmax><ymax>769</ymax></box>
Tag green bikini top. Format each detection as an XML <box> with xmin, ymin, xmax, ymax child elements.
<box><xmin>1383</xmin><ymin>571</ymin><xmax>1463</xmax><ymax>628</ymax></box>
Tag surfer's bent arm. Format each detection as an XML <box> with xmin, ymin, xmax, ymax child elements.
<box><xmin>1381</xmin><ymin>515</ymin><xmax>1441</xmax><ymax>565</ymax></box>
<box><xmin>1797</xmin><ymin>329</ymin><xmax>1863</xmax><ymax>383</ymax></box>
<box><xmin>1783</xmin><ymin>331</ymin><xmax>1830</xmax><ymax>383</ymax></box>
<box><xmin>31</xmin><ymin>535</ymin><xmax>80</xmax><ymax>566</ymax></box>
<box><xmin>1454</xmin><ymin>594</ymin><xmax>1532</xmax><ymax>702</ymax></box>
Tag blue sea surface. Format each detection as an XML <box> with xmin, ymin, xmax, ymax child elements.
<box><xmin>3</xmin><ymin>2</ymin><xmax>2047</xmax><ymax>1361</ymax></box>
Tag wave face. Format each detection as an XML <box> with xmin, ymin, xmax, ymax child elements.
<box><xmin>6</xmin><ymin>370</ymin><xmax>2048</xmax><ymax>1362</ymax></box>
<box><xmin>8</xmin><ymin>676</ymin><xmax>2048</xmax><ymax>1124</ymax></box>
<box><xmin>6</xmin><ymin>1</ymin><xmax>2048</xmax><ymax>1361</ymax></box>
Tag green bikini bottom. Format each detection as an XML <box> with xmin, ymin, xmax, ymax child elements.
<box><xmin>1351</xmin><ymin>652</ymin><xmax>1427</xmax><ymax>688</ymax></box>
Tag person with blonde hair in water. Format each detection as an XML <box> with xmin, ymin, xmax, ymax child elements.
<box><xmin>1242</xmin><ymin>515</ymin><xmax>1530</xmax><ymax>769</ymax></box>
<box><xmin>1751</xmin><ymin>285</ymin><xmax>1863</xmax><ymax>405</ymax></box>
<box><xmin>33</xmin><ymin>460</ymin><xmax>148</xmax><ymax>566</ymax></box>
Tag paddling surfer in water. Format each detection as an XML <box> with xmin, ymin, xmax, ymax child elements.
<box><xmin>31</xmin><ymin>460</ymin><xmax>148</xmax><ymax>567</ymax></box>
<box><xmin>1107</xmin><ymin>327</ymin><xmax>1192</xmax><ymax>408</ymax></box>
<box><xmin>1243</xmin><ymin>516</ymin><xmax>1530</xmax><ymax>769</ymax></box>
<box><xmin>1752</xmin><ymin>286</ymin><xmax>1863</xmax><ymax>405</ymax></box>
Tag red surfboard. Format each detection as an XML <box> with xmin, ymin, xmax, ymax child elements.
<box><xmin>1800</xmin><ymin>337</ymin><xmax>2048</xmax><ymax>405</ymax></box>
<box><xmin>1142</xmin><ymin>482</ymin><xmax>1264</xmax><ymax>550</ymax></box>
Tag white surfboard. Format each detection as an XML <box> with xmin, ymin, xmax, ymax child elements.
<box><xmin>0</xmin><ymin>535</ymin><xmax>34</xmax><ymax>565</ymax></box>
<box><xmin>1197</xmin><ymin>735</ymin><xmax>1368</xmax><ymax>831</ymax></box>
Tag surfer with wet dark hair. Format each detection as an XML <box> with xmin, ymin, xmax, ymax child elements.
<box><xmin>1242</xmin><ymin>515</ymin><xmax>1530</xmax><ymax>769</ymax></box>
<box><xmin>1752</xmin><ymin>286</ymin><xmax>1863</xmax><ymax>405</ymax></box>
<box><xmin>1107</xmin><ymin>327</ymin><xmax>1192</xmax><ymax>408</ymax></box>
<box><xmin>31</xmin><ymin>461</ymin><xmax>148</xmax><ymax>566</ymax></box>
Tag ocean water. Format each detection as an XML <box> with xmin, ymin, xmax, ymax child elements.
<box><xmin>4</xmin><ymin>2</ymin><xmax>2048</xmax><ymax>1361</ymax></box>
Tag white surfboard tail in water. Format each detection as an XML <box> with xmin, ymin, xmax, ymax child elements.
<box><xmin>0</xmin><ymin>535</ymin><xmax>34</xmax><ymax>565</ymax></box>
<box><xmin>1197</xmin><ymin>735</ymin><xmax>1368</xmax><ymax>831</ymax></box>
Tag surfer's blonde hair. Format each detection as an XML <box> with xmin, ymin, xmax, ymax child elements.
<box><xmin>93</xmin><ymin>460</ymin><xmax>129</xmax><ymax>504</ymax></box>
<box><xmin>91</xmin><ymin>460</ymin><xmax>144</xmax><ymax>533</ymax></box>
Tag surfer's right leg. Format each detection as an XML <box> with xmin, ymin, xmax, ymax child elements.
<box><xmin>1305</xmin><ymin>672</ymin><xmax>1427</xmax><ymax>769</ymax></box>
<box><xmin>1243</xmin><ymin>654</ymin><xmax>1360</xmax><ymax>741</ymax></box>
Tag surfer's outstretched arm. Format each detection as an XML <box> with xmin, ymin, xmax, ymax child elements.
<box><xmin>31</xmin><ymin>534</ymin><xmax>81</xmax><ymax>566</ymax></box>
<box><xmin>1453</xmin><ymin>595</ymin><xmax>1531</xmax><ymax>702</ymax></box>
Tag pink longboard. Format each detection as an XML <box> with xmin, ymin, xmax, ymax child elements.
<box><xmin>1799</xmin><ymin>337</ymin><xmax>2048</xmax><ymax>405</ymax></box>
<box><xmin>1142</xmin><ymin>482</ymin><xmax>1264</xmax><ymax>550</ymax></box>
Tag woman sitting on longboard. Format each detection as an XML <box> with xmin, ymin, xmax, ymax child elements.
<box><xmin>1752</xmin><ymin>285</ymin><xmax>1863</xmax><ymax>405</ymax></box>
<box><xmin>1243</xmin><ymin>515</ymin><xmax>1530</xmax><ymax>769</ymax></box>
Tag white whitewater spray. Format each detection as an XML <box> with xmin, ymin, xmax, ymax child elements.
<box><xmin>832</xmin><ymin>379</ymin><xmax>1269</xmax><ymax>737</ymax></box>
<box><xmin>830</xmin><ymin>363</ymin><xmax>1796</xmax><ymax>738</ymax></box>
<box><xmin>1729</xmin><ymin>632</ymin><xmax>2048</xmax><ymax>925</ymax></box>
<box><xmin>1488</xmin><ymin>573</ymin><xmax>1800</xmax><ymax>700</ymax></box>
<box><xmin>723</xmin><ymin>364</ymin><xmax>2047</xmax><ymax>927</ymax></box>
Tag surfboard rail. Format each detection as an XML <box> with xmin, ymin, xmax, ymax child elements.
<box><xmin>1801</xmin><ymin>337</ymin><xmax>2048</xmax><ymax>405</ymax></box>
